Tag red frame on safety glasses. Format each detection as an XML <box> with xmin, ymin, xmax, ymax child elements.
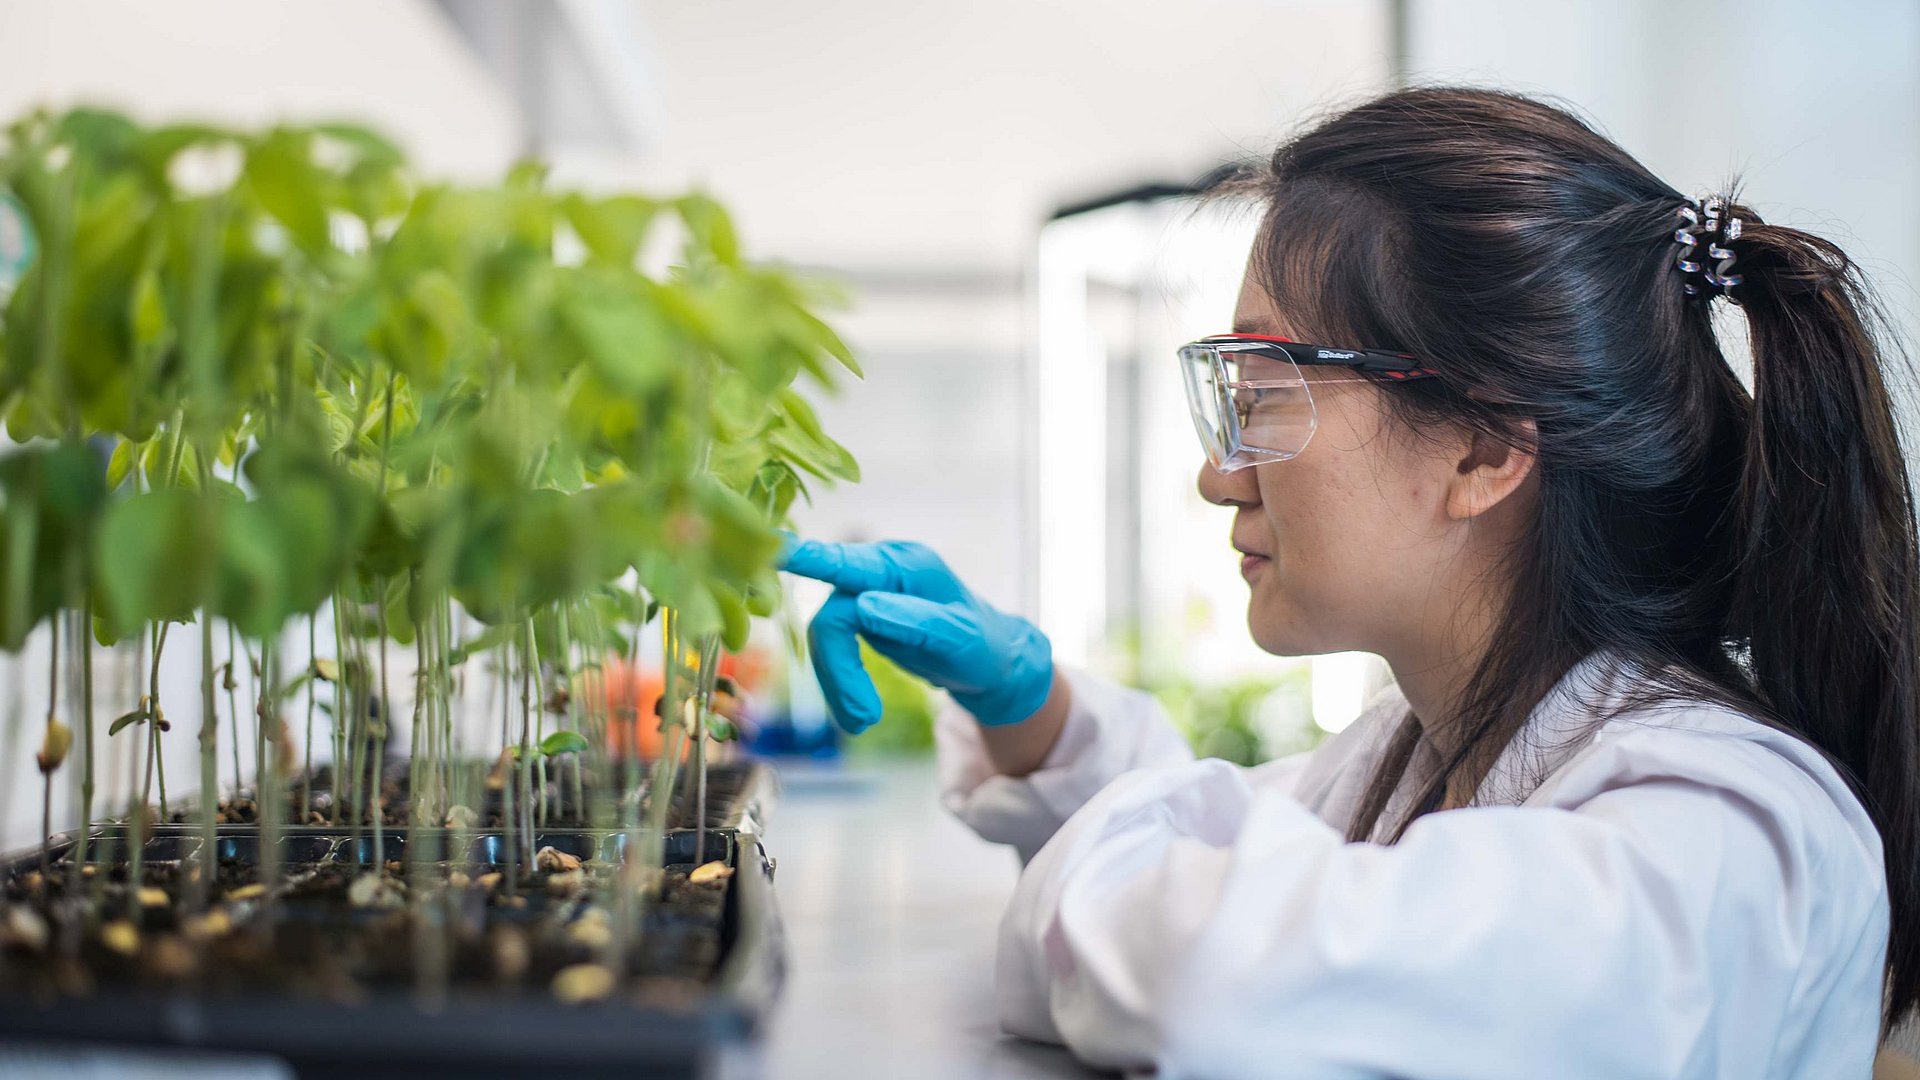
<box><xmin>1197</xmin><ymin>333</ymin><xmax>1441</xmax><ymax>381</ymax></box>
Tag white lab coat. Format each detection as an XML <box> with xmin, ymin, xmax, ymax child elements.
<box><xmin>936</xmin><ymin>651</ymin><xmax>1888</xmax><ymax>1079</ymax></box>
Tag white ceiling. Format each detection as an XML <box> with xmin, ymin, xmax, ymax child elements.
<box><xmin>554</xmin><ymin>0</ymin><xmax>1393</xmax><ymax>271</ymax></box>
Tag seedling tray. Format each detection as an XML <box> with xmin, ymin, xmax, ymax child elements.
<box><xmin>0</xmin><ymin>824</ymin><xmax>783</xmax><ymax>1079</ymax></box>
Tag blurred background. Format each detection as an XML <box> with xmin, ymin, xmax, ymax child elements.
<box><xmin>1</xmin><ymin>0</ymin><xmax>1918</xmax><ymax>841</ymax></box>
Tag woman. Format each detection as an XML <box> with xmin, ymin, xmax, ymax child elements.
<box><xmin>781</xmin><ymin>87</ymin><xmax>1919</xmax><ymax>1077</ymax></box>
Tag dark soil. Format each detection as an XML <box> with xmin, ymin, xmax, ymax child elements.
<box><xmin>0</xmin><ymin>828</ymin><xmax>735</xmax><ymax>1006</ymax></box>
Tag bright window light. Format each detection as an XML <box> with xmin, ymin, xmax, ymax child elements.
<box><xmin>1311</xmin><ymin>651</ymin><xmax>1372</xmax><ymax>733</ymax></box>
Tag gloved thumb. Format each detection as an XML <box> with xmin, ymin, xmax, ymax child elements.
<box><xmin>806</xmin><ymin>591</ymin><xmax>884</xmax><ymax>734</ymax></box>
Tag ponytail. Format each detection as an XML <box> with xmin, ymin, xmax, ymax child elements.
<box><xmin>1730</xmin><ymin>213</ymin><xmax>1920</xmax><ymax>1030</ymax></box>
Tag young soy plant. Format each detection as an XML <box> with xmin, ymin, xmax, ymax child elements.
<box><xmin>0</xmin><ymin>107</ymin><xmax>855</xmax><ymax>1025</ymax></box>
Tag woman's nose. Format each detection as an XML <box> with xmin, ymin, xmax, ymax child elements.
<box><xmin>1197</xmin><ymin>459</ymin><xmax>1259</xmax><ymax>508</ymax></box>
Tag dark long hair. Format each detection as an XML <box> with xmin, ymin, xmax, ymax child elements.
<box><xmin>1228</xmin><ymin>87</ymin><xmax>1920</xmax><ymax>1030</ymax></box>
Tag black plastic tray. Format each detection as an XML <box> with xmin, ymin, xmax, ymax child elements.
<box><xmin>0</xmin><ymin>824</ymin><xmax>784</xmax><ymax>1079</ymax></box>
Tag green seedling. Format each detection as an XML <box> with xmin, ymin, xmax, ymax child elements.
<box><xmin>0</xmin><ymin>105</ymin><xmax>861</xmax><ymax>999</ymax></box>
<box><xmin>35</xmin><ymin>714</ymin><xmax>70</xmax><ymax>873</ymax></box>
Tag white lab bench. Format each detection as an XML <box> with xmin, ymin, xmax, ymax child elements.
<box><xmin>759</xmin><ymin>759</ymin><xmax>1100</xmax><ymax>1080</ymax></box>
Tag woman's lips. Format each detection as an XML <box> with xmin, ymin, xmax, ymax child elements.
<box><xmin>1240</xmin><ymin>553</ymin><xmax>1270</xmax><ymax>579</ymax></box>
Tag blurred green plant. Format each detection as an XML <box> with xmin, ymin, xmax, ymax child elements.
<box><xmin>1150</xmin><ymin>664</ymin><xmax>1322</xmax><ymax>767</ymax></box>
<box><xmin>844</xmin><ymin>641</ymin><xmax>936</xmax><ymax>756</ymax></box>
<box><xmin>0</xmin><ymin>107</ymin><xmax>861</xmax><ymax>930</ymax></box>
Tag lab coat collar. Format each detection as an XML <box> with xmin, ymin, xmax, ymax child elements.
<box><xmin>1383</xmin><ymin>649</ymin><xmax>1645</xmax><ymax>835</ymax></box>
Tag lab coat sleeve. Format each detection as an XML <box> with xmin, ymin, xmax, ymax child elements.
<box><xmin>936</xmin><ymin>666</ymin><xmax>1206</xmax><ymax>864</ymax></box>
<box><xmin>994</xmin><ymin>727</ymin><xmax>1887</xmax><ymax>1079</ymax></box>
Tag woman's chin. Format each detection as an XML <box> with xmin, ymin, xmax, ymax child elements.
<box><xmin>1246</xmin><ymin>606</ymin><xmax>1308</xmax><ymax>656</ymax></box>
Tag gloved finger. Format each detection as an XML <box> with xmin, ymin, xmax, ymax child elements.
<box><xmin>779</xmin><ymin>537</ymin><xmax>965</xmax><ymax>600</ymax></box>
<box><xmin>853</xmin><ymin>591</ymin><xmax>977</xmax><ymax>658</ymax></box>
<box><xmin>805</xmin><ymin>591</ymin><xmax>883</xmax><ymax>734</ymax></box>
<box><xmin>780</xmin><ymin>537</ymin><xmax>900</xmax><ymax>592</ymax></box>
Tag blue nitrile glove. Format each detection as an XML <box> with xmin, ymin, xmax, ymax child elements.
<box><xmin>779</xmin><ymin>535</ymin><xmax>1054</xmax><ymax>734</ymax></box>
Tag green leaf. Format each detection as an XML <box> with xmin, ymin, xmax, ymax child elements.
<box><xmin>539</xmin><ymin>730</ymin><xmax>589</xmax><ymax>757</ymax></box>
<box><xmin>711</xmin><ymin>579</ymin><xmax>750</xmax><ymax>652</ymax></box>
<box><xmin>376</xmin><ymin>272</ymin><xmax>466</xmax><ymax>384</ymax></box>
<box><xmin>505</xmin><ymin>159</ymin><xmax>549</xmax><ymax>192</ymax></box>
<box><xmin>558</xmin><ymin>273</ymin><xmax>675</xmax><ymax>397</ymax></box>
<box><xmin>697</xmin><ymin>478</ymin><xmax>780</xmax><ymax>579</ymax></box>
<box><xmin>744</xmin><ymin>566</ymin><xmax>780</xmax><ymax>617</ymax></box>
<box><xmin>131</xmin><ymin>267</ymin><xmax>168</xmax><ymax>349</ymax></box>
<box><xmin>41</xmin><ymin>439</ymin><xmax>109</xmax><ymax>530</ymax></box>
<box><xmin>778</xmin><ymin>387</ymin><xmax>830</xmax><ymax>444</ymax></box>
<box><xmin>562</xmin><ymin>193</ymin><xmax>658</xmax><ymax>267</ymax></box>
<box><xmin>93</xmin><ymin>488</ymin><xmax>211</xmax><ymax>633</ymax></box>
<box><xmin>750</xmin><ymin>460</ymin><xmax>801</xmax><ymax>520</ymax></box>
<box><xmin>312</xmin><ymin>122</ymin><xmax>405</xmax><ymax>169</ymax></box>
<box><xmin>107</xmin><ymin>708</ymin><xmax>149</xmax><ymax>736</ymax></box>
<box><xmin>214</xmin><ymin>499</ymin><xmax>287</xmax><ymax>637</ymax></box>
<box><xmin>104</xmin><ymin>440</ymin><xmax>136</xmax><ymax>491</ymax></box>
<box><xmin>770</xmin><ymin>423</ymin><xmax>860</xmax><ymax>483</ymax></box>
<box><xmin>788</xmin><ymin>306</ymin><xmax>862</xmax><ymax>378</ymax></box>
<box><xmin>141</xmin><ymin>437</ymin><xmax>202</xmax><ymax>492</ymax></box>
<box><xmin>276</xmin><ymin>668</ymin><xmax>316</xmax><ymax>699</ymax></box>
<box><xmin>677</xmin><ymin>192</ymin><xmax>739</xmax><ymax>265</ymax></box>
<box><xmin>245</xmin><ymin>128</ymin><xmax>330</xmax><ymax>254</ymax></box>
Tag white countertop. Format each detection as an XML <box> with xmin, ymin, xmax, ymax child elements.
<box><xmin>757</xmin><ymin>758</ymin><xmax>1102</xmax><ymax>1080</ymax></box>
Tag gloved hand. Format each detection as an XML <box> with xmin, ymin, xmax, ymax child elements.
<box><xmin>780</xmin><ymin>535</ymin><xmax>1054</xmax><ymax>734</ymax></box>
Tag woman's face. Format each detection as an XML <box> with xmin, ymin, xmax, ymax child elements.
<box><xmin>1197</xmin><ymin>272</ymin><xmax>1524</xmax><ymax>661</ymax></box>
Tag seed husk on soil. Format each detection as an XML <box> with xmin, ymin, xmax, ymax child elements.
<box><xmin>3</xmin><ymin>906</ymin><xmax>48</xmax><ymax>951</ymax></box>
<box><xmin>552</xmin><ymin>962</ymin><xmax>616</xmax><ymax>1004</ymax></box>
<box><xmin>688</xmin><ymin>861</ymin><xmax>733</xmax><ymax>887</ymax></box>
<box><xmin>99</xmin><ymin>921</ymin><xmax>139</xmax><ymax>956</ymax></box>
<box><xmin>490</xmin><ymin>925</ymin><xmax>531</xmax><ymax>981</ymax></box>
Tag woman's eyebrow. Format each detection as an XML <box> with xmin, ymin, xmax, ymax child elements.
<box><xmin>1232</xmin><ymin>317</ymin><xmax>1280</xmax><ymax>335</ymax></box>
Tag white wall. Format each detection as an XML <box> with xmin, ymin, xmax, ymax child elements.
<box><xmin>0</xmin><ymin>0</ymin><xmax>521</xmax><ymax>178</ymax></box>
<box><xmin>1406</xmin><ymin>0</ymin><xmax>1920</xmax><ymax>381</ymax></box>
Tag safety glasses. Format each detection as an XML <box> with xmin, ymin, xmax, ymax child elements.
<box><xmin>1179</xmin><ymin>333</ymin><xmax>1440</xmax><ymax>472</ymax></box>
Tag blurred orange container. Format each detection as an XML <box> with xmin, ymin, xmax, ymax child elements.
<box><xmin>597</xmin><ymin>649</ymin><xmax>769</xmax><ymax>761</ymax></box>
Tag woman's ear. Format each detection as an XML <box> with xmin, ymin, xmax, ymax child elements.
<box><xmin>1445</xmin><ymin>421</ymin><xmax>1538</xmax><ymax>521</ymax></box>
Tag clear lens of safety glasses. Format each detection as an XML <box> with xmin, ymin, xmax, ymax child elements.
<box><xmin>1179</xmin><ymin>342</ymin><xmax>1320</xmax><ymax>472</ymax></box>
